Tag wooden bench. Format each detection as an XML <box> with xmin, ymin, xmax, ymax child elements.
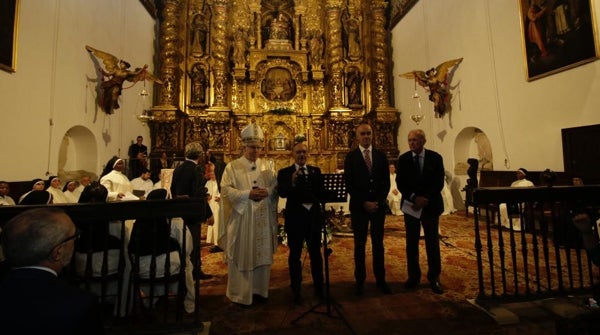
<box><xmin>465</xmin><ymin>170</ymin><xmax>572</xmax><ymax>217</ymax></box>
<box><xmin>479</xmin><ymin>170</ymin><xmax>571</xmax><ymax>188</ymax></box>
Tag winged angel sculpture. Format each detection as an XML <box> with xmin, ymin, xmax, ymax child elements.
<box><xmin>400</xmin><ymin>58</ymin><xmax>463</xmax><ymax>117</ymax></box>
<box><xmin>86</xmin><ymin>45</ymin><xmax>163</xmax><ymax>114</ymax></box>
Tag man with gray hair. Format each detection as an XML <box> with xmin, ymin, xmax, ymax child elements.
<box><xmin>0</xmin><ymin>208</ymin><xmax>104</xmax><ymax>334</ymax></box>
<box><xmin>171</xmin><ymin>141</ymin><xmax>213</xmax><ymax>281</ymax></box>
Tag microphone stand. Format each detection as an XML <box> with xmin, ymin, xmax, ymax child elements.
<box><xmin>291</xmin><ymin>174</ymin><xmax>356</xmax><ymax>335</ymax></box>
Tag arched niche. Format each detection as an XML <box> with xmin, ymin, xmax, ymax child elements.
<box><xmin>58</xmin><ymin>126</ymin><xmax>98</xmax><ymax>181</ymax></box>
<box><xmin>453</xmin><ymin>127</ymin><xmax>493</xmax><ymax>176</ymax></box>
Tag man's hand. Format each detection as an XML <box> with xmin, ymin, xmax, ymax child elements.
<box><xmin>249</xmin><ymin>187</ymin><xmax>268</xmax><ymax>201</ymax></box>
<box><xmin>412</xmin><ymin>196</ymin><xmax>429</xmax><ymax>210</ymax></box>
<box><xmin>363</xmin><ymin>201</ymin><xmax>379</xmax><ymax>214</ymax></box>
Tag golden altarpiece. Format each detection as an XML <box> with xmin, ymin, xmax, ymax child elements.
<box><xmin>147</xmin><ymin>0</ymin><xmax>398</xmax><ymax>171</ymax></box>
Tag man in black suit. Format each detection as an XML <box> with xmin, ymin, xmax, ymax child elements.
<box><xmin>128</xmin><ymin>135</ymin><xmax>148</xmax><ymax>179</ymax></box>
<box><xmin>344</xmin><ymin>123</ymin><xmax>391</xmax><ymax>296</ymax></box>
<box><xmin>396</xmin><ymin>129</ymin><xmax>445</xmax><ymax>294</ymax></box>
<box><xmin>170</xmin><ymin>142</ymin><xmax>213</xmax><ymax>280</ymax></box>
<box><xmin>0</xmin><ymin>207</ymin><xmax>105</xmax><ymax>334</ymax></box>
<box><xmin>277</xmin><ymin>142</ymin><xmax>324</xmax><ymax>304</ymax></box>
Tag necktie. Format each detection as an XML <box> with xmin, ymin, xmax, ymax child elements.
<box><xmin>414</xmin><ymin>155</ymin><xmax>421</xmax><ymax>175</ymax></box>
<box><xmin>364</xmin><ymin>149</ymin><xmax>372</xmax><ymax>173</ymax></box>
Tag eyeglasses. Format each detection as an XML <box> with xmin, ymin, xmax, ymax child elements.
<box><xmin>55</xmin><ymin>228</ymin><xmax>81</xmax><ymax>247</ymax></box>
<box><xmin>47</xmin><ymin>228</ymin><xmax>81</xmax><ymax>257</ymax></box>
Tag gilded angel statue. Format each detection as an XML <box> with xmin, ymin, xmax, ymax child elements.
<box><xmin>86</xmin><ymin>45</ymin><xmax>163</xmax><ymax>114</ymax></box>
<box><xmin>400</xmin><ymin>58</ymin><xmax>463</xmax><ymax>117</ymax></box>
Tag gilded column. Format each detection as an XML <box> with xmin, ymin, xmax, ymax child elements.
<box><xmin>367</xmin><ymin>0</ymin><xmax>398</xmax><ymax>157</ymax></box>
<box><xmin>325</xmin><ymin>0</ymin><xmax>347</xmax><ymax>111</ymax></box>
<box><xmin>208</xmin><ymin>0</ymin><xmax>229</xmax><ymax>110</ymax></box>
<box><xmin>155</xmin><ymin>0</ymin><xmax>183</xmax><ymax>110</ymax></box>
<box><xmin>369</xmin><ymin>0</ymin><xmax>392</xmax><ymax>110</ymax></box>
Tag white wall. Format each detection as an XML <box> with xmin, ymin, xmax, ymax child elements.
<box><xmin>392</xmin><ymin>0</ymin><xmax>600</xmax><ymax>175</ymax></box>
<box><xmin>0</xmin><ymin>0</ymin><xmax>156</xmax><ymax>181</ymax></box>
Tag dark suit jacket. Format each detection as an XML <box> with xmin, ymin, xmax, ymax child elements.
<box><xmin>344</xmin><ymin>147</ymin><xmax>390</xmax><ymax>211</ymax></box>
<box><xmin>170</xmin><ymin>160</ymin><xmax>209</xmax><ymax>222</ymax></box>
<box><xmin>278</xmin><ymin>164</ymin><xmax>325</xmax><ymax>239</ymax></box>
<box><xmin>278</xmin><ymin>164</ymin><xmax>324</xmax><ymax>215</ymax></box>
<box><xmin>0</xmin><ymin>268</ymin><xmax>104</xmax><ymax>335</ymax></box>
<box><xmin>396</xmin><ymin>149</ymin><xmax>445</xmax><ymax>217</ymax></box>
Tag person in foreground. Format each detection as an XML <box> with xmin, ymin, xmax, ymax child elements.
<box><xmin>344</xmin><ymin>123</ymin><xmax>391</xmax><ymax>296</ymax></box>
<box><xmin>277</xmin><ymin>141</ymin><xmax>324</xmax><ymax>304</ymax></box>
<box><xmin>396</xmin><ymin>129</ymin><xmax>445</xmax><ymax>294</ymax></box>
<box><xmin>220</xmin><ymin>123</ymin><xmax>278</xmax><ymax>306</ymax></box>
<box><xmin>0</xmin><ymin>207</ymin><xmax>105</xmax><ymax>334</ymax></box>
<box><xmin>170</xmin><ymin>142</ymin><xmax>213</xmax><ymax>281</ymax></box>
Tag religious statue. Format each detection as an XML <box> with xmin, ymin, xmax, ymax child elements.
<box><xmin>400</xmin><ymin>58</ymin><xmax>463</xmax><ymax>117</ymax></box>
<box><xmin>345</xmin><ymin>67</ymin><xmax>362</xmax><ymax>106</ymax></box>
<box><xmin>86</xmin><ymin>45</ymin><xmax>163</xmax><ymax>114</ymax></box>
<box><xmin>190</xmin><ymin>13</ymin><xmax>208</xmax><ymax>56</ymax></box>
<box><xmin>309</xmin><ymin>32</ymin><xmax>324</xmax><ymax>68</ymax></box>
<box><xmin>232</xmin><ymin>29</ymin><xmax>248</xmax><ymax>67</ymax></box>
<box><xmin>343</xmin><ymin>16</ymin><xmax>362</xmax><ymax>61</ymax></box>
<box><xmin>188</xmin><ymin>63</ymin><xmax>207</xmax><ymax>104</ymax></box>
<box><xmin>269</xmin><ymin>13</ymin><xmax>291</xmax><ymax>40</ymax></box>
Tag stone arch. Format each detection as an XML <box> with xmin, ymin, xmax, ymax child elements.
<box><xmin>58</xmin><ymin>126</ymin><xmax>98</xmax><ymax>182</ymax></box>
<box><xmin>454</xmin><ymin>127</ymin><xmax>493</xmax><ymax>175</ymax></box>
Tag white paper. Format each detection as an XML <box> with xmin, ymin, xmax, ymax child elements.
<box><xmin>401</xmin><ymin>200</ymin><xmax>422</xmax><ymax>219</ymax></box>
<box><xmin>120</xmin><ymin>192</ymin><xmax>140</xmax><ymax>201</ymax></box>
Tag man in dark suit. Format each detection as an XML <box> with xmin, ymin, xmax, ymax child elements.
<box><xmin>396</xmin><ymin>129</ymin><xmax>445</xmax><ymax>294</ymax></box>
<box><xmin>207</xmin><ymin>149</ymin><xmax>226</xmax><ymax>191</ymax></box>
<box><xmin>128</xmin><ymin>135</ymin><xmax>148</xmax><ymax>179</ymax></box>
<box><xmin>277</xmin><ymin>142</ymin><xmax>324</xmax><ymax>304</ymax></box>
<box><xmin>170</xmin><ymin>142</ymin><xmax>213</xmax><ymax>280</ymax></box>
<box><xmin>344</xmin><ymin>123</ymin><xmax>391</xmax><ymax>296</ymax></box>
<box><xmin>0</xmin><ymin>207</ymin><xmax>105</xmax><ymax>334</ymax></box>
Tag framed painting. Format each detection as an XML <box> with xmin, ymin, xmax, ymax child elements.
<box><xmin>139</xmin><ymin>0</ymin><xmax>157</xmax><ymax>19</ymax></box>
<box><xmin>0</xmin><ymin>0</ymin><xmax>19</xmax><ymax>73</ymax></box>
<box><xmin>518</xmin><ymin>0</ymin><xmax>599</xmax><ymax>81</ymax></box>
<box><xmin>389</xmin><ymin>0</ymin><xmax>419</xmax><ymax>29</ymax></box>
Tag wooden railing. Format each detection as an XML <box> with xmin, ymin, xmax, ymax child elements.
<box><xmin>472</xmin><ymin>186</ymin><xmax>600</xmax><ymax>305</ymax></box>
<box><xmin>0</xmin><ymin>197</ymin><xmax>207</xmax><ymax>332</ymax></box>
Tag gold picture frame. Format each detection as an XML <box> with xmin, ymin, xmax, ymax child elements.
<box><xmin>0</xmin><ymin>0</ymin><xmax>19</xmax><ymax>73</ymax></box>
<box><xmin>389</xmin><ymin>0</ymin><xmax>419</xmax><ymax>29</ymax></box>
<box><xmin>518</xmin><ymin>0</ymin><xmax>599</xmax><ymax>81</ymax></box>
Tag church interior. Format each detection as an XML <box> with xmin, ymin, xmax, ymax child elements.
<box><xmin>1</xmin><ymin>0</ymin><xmax>600</xmax><ymax>334</ymax></box>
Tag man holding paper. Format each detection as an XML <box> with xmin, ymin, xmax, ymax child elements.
<box><xmin>396</xmin><ymin>129</ymin><xmax>445</xmax><ymax>294</ymax></box>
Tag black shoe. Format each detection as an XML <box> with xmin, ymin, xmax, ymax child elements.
<box><xmin>194</xmin><ymin>271</ymin><xmax>213</xmax><ymax>280</ymax></box>
<box><xmin>253</xmin><ymin>294</ymin><xmax>268</xmax><ymax>304</ymax></box>
<box><xmin>430</xmin><ymin>281</ymin><xmax>444</xmax><ymax>294</ymax></box>
<box><xmin>377</xmin><ymin>281</ymin><xmax>392</xmax><ymax>295</ymax></box>
<box><xmin>314</xmin><ymin>286</ymin><xmax>324</xmax><ymax>299</ymax></box>
<box><xmin>293</xmin><ymin>293</ymin><xmax>303</xmax><ymax>305</ymax></box>
<box><xmin>404</xmin><ymin>278</ymin><xmax>420</xmax><ymax>290</ymax></box>
<box><xmin>209</xmin><ymin>246</ymin><xmax>223</xmax><ymax>253</ymax></box>
<box><xmin>355</xmin><ymin>283</ymin><xmax>364</xmax><ymax>296</ymax></box>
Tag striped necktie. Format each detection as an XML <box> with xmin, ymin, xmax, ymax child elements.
<box><xmin>364</xmin><ymin>149</ymin><xmax>372</xmax><ymax>173</ymax></box>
